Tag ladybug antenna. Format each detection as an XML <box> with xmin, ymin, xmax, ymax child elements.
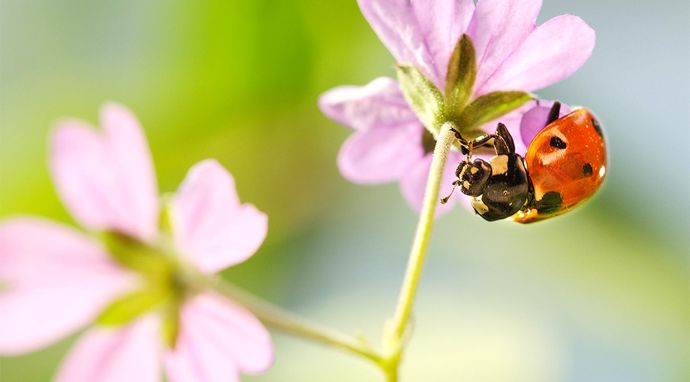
<box><xmin>546</xmin><ymin>102</ymin><xmax>562</xmax><ymax>126</ymax></box>
<box><xmin>441</xmin><ymin>180</ymin><xmax>460</xmax><ymax>204</ymax></box>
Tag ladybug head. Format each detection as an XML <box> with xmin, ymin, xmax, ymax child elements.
<box><xmin>457</xmin><ymin>159</ymin><xmax>492</xmax><ymax>197</ymax></box>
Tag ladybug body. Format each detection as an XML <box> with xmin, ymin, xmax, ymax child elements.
<box><xmin>444</xmin><ymin>103</ymin><xmax>607</xmax><ymax>223</ymax></box>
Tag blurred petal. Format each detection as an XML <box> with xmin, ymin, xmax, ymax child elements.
<box><xmin>171</xmin><ymin>160</ymin><xmax>267</xmax><ymax>274</ymax></box>
<box><xmin>479</xmin><ymin>15</ymin><xmax>596</xmax><ymax>93</ymax></box>
<box><xmin>50</xmin><ymin>103</ymin><xmax>159</xmax><ymax>242</ymax></box>
<box><xmin>468</xmin><ymin>0</ymin><xmax>543</xmax><ymax>93</ymax></box>
<box><xmin>357</xmin><ymin>0</ymin><xmax>475</xmax><ymax>86</ymax></box>
<box><xmin>338</xmin><ymin>124</ymin><xmax>424</xmax><ymax>184</ymax></box>
<box><xmin>164</xmin><ymin>292</ymin><xmax>272</xmax><ymax>382</ymax></box>
<box><xmin>520</xmin><ymin>101</ymin><xmax>572</xmax><ymax>146</ymax></box>
<box><xmin>399</xmin><ymin>151</ymin><xmax>463</xmax><ymax>216</ymax></box>
<box><xmin>319</xmin><ymin>77</ymin><xmax>417</xmax><ymax>131</ymax></box>
<box><xmin>56</xmin><ymin>317</ymin><xmax>160</xmax><ymax>382</ymax></box>
<box><xmin>0</xmin><ymin>218</ymin><xmax>132</xmax><ymax>355</ymax></box>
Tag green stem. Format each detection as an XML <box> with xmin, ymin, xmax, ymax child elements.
<box><xmin>384</xmin><ymin>366</ymin><xmax>399</xmax><ymax>382</ymax></box>
<box><xmin>382</xmin><ymin>122</ymin><xmax>457</xmax><ymax>378</ymax></box>
<box><xmin>209</xmin><ymin>277</ymin><xmax>384</xmax><ymax>365</ymax></box>
<box><xmin>206</xmin><ymin>121</ymin><xmax>457</xmax><ymax>382</ymax></box>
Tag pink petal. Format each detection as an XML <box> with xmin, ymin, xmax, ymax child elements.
<box><xmin>171</xmin><ymin>160</ymin><xmax>267</xmax><ymax>274</ymax></box>
<box><xmin>318</xmin><ymin>77</ymin><xmax>417</xmax><ymax>131</ymax></box>
<box><xmin>56</xmin><ymin>317</ymin><xmax>161</xmax><ymax>382</ymax></box>
<box><xmin>468</xmin><ymin>0</ymin><xmax>543</xmax><ymax>94</ymax></box>
<box><xmin>520</xmin><ymin>100</ymin><xmax>572</xmax><ymax>146</ymax></box>
<box><xmin>164</xmin><ymin>292</ymin><xmax>273</xmax><ymax>382</ymax></box>
<box><xmin>50</xmin><ymin>102</ymin><xmax>159</xmax><ymax>242</ymax></box>
<box><xmin>357</xmin><ymin>0</ymin><xmax>475</xmax><ymax>86</ymax></box>
<box><xmin>479</xmin><ymin>15</ymin><xmax>596</xmax><ymax>94</ymax></box>
<box><xmin>338</xmin><ymin>123</ymin><xmax>424</xmax><ymax>184</ymax></box>
<box><xmin>0</xmin><ymin>218</ymin><xmax>133</xmax><ymax>355</ymax></box>
<box><xmin>399</xmin><ymin>151</ymin><xmax>464</xmax><ymax>216</ymax></box>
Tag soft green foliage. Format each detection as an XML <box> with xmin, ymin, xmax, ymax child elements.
<box><xmin>396</xmin><ymin>64</ymin><xmax>445</xmax><ymax>136</ymax></box>
<box><xmin>445</xmin><ymin>34</ymin><xmax>477</xmax><ymax>118</ymax></box>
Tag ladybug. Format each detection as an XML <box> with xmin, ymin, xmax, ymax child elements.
<box><xmin>442</xmin><ymin>102</ymin><xmax>607</xmax><ymax>223</ymax></box>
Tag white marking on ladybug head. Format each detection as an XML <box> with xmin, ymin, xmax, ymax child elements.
<box><xmin>472</xmin><ymin>197</ymin><xmax>489</xmax><ymax>215</ymax></box>
<box><xmin>490</xmin><ymin>155</ymin><xmax>509</xmax><ymax>175</ymax></box>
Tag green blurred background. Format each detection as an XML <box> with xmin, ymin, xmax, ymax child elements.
<box><xmin>1</xmin><ymin>1</ymin><xmax>688</xmax><ymax>381</ymax></box>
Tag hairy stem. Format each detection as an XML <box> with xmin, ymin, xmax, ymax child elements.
<box><xmin>382</xmin><ymin>122</ymin><xmax>457</xmax><ymax>379</ymax></box>
<box><xmin>210</xmin><ymin>278</ymin><xmax>384</xmax><ymax>365</ymax></box>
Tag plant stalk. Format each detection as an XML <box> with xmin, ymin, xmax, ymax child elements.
<box><xmin>382</xmin><ymin>122</ymin><xmax>457</xmax><ymax>380</ymax></box>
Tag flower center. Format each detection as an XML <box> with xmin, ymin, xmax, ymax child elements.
<box><xmin>96</xmin><ymin>231</ymin><xmax>204</xmax><ymax>348</ymax></box>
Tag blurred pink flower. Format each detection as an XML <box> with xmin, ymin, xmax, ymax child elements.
<box><xmin>0</xmin><ymin>103</ymin><xmax>272</xmax><ymax>382</ymax></box>
<box><xmin>319</xmin><ymin>0</ymin><xmax>595</xmax><ymax>214</ymax></box>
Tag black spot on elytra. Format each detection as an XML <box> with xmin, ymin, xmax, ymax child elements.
<box><xmin>583</xmin><ymin>163</ymin><xmax>593</xmax><ymax>177</ymax></box>
<box><xmin>536</xmin><ymin>191</ymin><xmax>562</xmax><ymax>214</ymax></box>
<box><xmin>591</xmin><ymin>118</ymin><xmax>603</xmax><ymax>137</ymax></box>
<box><xmin>422</xmin><ymin>129</ymin><xmax>436</xmax><ymax>154</ymax></box>
<box><xmin>549</xmin><ymin>137</ymin><xmax>567</xmax><ymax>149</ymax></box>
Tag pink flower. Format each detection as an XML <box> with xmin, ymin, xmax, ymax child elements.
<box><xmin>0</xmin><ymin>103</ymin><xmax>273</xmax><ymax>382</ymax></box>
<box><xmin>319</xmin><ymin>0</ymin><xmax>595</xmax><ymax>215</ymax></box>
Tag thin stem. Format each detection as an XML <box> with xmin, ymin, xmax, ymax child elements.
<box><xmin>209</xmin><ymin>277</ymin><xmax>384</xmax><ymax>365</ymax></box>
<box><xmin>382</xmin><ymin>122</ymin><xmax>457</xmax><ymax>376</ymax></box>
<box><xmin>384</xmin><ymin>366</ymin><xmax>398</xmax><ymax>382</ymax></box>
<box><xmin>205</xmin><ymin>122</ymin><xmax>457</xmax><ymax>382</ymax></box>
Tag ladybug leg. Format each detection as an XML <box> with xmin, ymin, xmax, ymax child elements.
<box><xmin>459</xmin><ymin>134</ymin><xmax>498</xmax><ymax>156</ymax></box>
<box><xmin>449</xmin><ymin>127</ymin><xmax>463</xmax><ymax>140</ymax></box>
<box><xmin>458</xmin><ymin>122</ymin><xmax>517</xmax><ymax>156</ymax></box>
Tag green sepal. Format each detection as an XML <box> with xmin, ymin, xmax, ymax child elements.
<box><xmin>161</xmin><ymin>300</ymin><xmax>182</xmax><ymax>349</ymax></box>
<box><xmin>396</xmin><ymin>64</ymin><xmax>445</xmax><ymax>136</ymax></box>
<box><xmin>158</xmin><ymin>194</ymin><xmax>175</xmax><ymax>238</ymax></box>
<box><xmin>445</xmin><ymin>34</ymin><xmax>477</xmax><ymax>118</ymax></box>
<box><xmin>456</xmin><ymin>91</ymin><xmax>532</xmax><ymax>132</ymax></box>
<box><xmin>96</xmin><ymin>288</ymin><xmax>170</xmax><ymax>327</ymax></box>
<box><xmin>101</xmin><ymin>231</ymin><xmax>173</xmax><ymax>279</ymax></box>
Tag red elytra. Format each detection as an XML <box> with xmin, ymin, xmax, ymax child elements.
<box><xmin>512</xmin><ymin>108</ymin><xmax>607</xmax><ymax>223</ymax></box>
